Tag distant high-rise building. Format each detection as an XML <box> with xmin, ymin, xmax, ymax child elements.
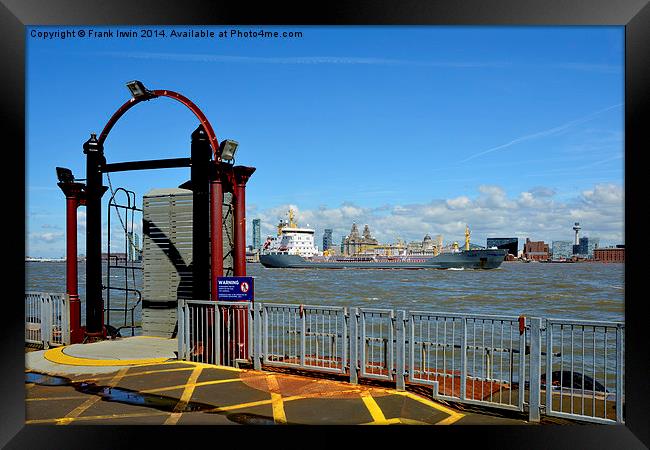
<box><xmin>578</xmin><ymin>236</ymin><xmax>589</xmax><ymax>256</ymax></box>
<box><xmin>127</xmin><ymin>231</ymin><xmax>141</xmax><ymax>262</ymax></box>
<box><xmin>252</xmin><ymin>219</ymin><xmax>261</xmax><ymax>249</ymax></box>
<box><xmin>323</xmin><ymin>228</ymin><xmax>333</xmax><ymax>251</ymax></box>
<box><xmin>551</xmin><ymin>241</ymin><xmax>573</xmax><ymax>260</ymax></box>
<box><xmin>340</xmin><ymin>236</ymin><xmax>346</xmax><ymax>254</ymax></box>
<box><xmin>127</xmin><ymin>231</ymin><xmax>134</xmax><ymax>262</ymax></box>
<box><xmin>487</xmin><ymin>237</ymin><xmax>518</xmax><ymax>257</ymax></box>
<box><xmin>134</xmin><ymin>232</ymin><xmax>142</xmax><ymax>261</ymax></box>
<box><xmin>587</xmin><ymin>238</ymin><xmax>600</xmax><ymax>259</ymax></box>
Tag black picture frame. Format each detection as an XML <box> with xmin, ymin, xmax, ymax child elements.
<box><xmin>3</xmin><ymin>0</ymin><xmax>647</xmax><ymax>447</ymax></box>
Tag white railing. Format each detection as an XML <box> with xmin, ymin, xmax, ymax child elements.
<box><xmin>177</xmin><ymin>299</ymin><xmax>252</xmax><ymax>366</ymax></box>
<box><xmin>25</xmin><ymin>292</ymin><xmax>70</xmax><ymax>348</ymax></box>
<box><xmin>177</xmin><ymin>300</ymin><xmax>624</xmax><ymax>424</ymax></box>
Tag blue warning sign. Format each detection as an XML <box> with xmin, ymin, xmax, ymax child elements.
<box><xmin>217</xmin><ymin>276</ymin><xmax>254</xmax><ymax>301</ymax></box>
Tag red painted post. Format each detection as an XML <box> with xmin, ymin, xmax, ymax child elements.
<box><xmin>58</xmin><ymin>182</ymin><xmax>86</xmax><ymax>344</ymax></box>
<box><xmin>231</xmin><ymin>166</ymin><xmax>255</xmax><ymax>361</ymax></box>
<box><xmin>232</xmin><ymin>166</ymin><xmax>256</xmax><ymax>277</ymax></box>
<box><xmin>210</xmin><ymin>163</ymin><xmax>225</xmax><ymax>301</ymax></box>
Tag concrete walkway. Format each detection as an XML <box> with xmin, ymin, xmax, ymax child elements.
<box><xmin>25</xmin><ymin>337</ymin><xmax>532</xmax><ymax>425</ymax></box>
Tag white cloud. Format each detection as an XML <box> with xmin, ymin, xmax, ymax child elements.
<box><xmin>248</xmin><ymin>182</ymin><xmax>624</xmax><ymax>248</ymax></box>
<box><xmin>581</xmin><ymin>183</ymin><xmax>623</xmax><ymax>206</ymax></box>
<box><xmin>29</xmin><ymin>231</ymin><xmax>64</xmax><ymax>243</ymax></box>
<box><xmin>446</xmin><ymin>196</ymin><xmax>471</xmax><ymax>210</ymax></box>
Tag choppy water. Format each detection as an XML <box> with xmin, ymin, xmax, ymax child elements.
<box><xmin>25</xmin><ymin>261</ymin><xmax>624</xmax><ymax>329</ymax></box>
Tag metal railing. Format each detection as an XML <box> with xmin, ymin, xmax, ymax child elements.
<box><xmin>407</xmin><ymin>311</ymin><xmax>527</xmax><ymax>412</ymax></box>
<box><xmin>173</xmin><ymin>300</ymin><xmax>626</xmax><ymax>424</ymax></box>
<box><xmin>256</xmin><ymin>303</ymin><xmax>348</xmax><ymax>375</ymax></box>
<box><xmin>178</xmin><ymin>299</ymin><xmax>252</xmax><ymax>366</ymax></box>
<box><xmin>542</xmin><ymin>318</ymin><xmax>624</xmax><ymax>424</ymax></box>
<box><xmin>25</xmin><ymin>292</ymin><xmax>70</xmax><ymax>348</ymax></box>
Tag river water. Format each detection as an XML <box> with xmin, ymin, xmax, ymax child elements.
<box><xmin>25</xmin><ymin>261</ymin><xmax>624</xmax><ymax>329</ymax></box>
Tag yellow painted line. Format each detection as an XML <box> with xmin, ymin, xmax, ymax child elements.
<box><xmin>360</xmin><ymin>391</ymin><xmax>389</xmax><ymax>424</ymax></box>
<box><xmin>204</xmin><ymin>389</ymin><xmax>342</xmax><ymax>414</ymax></box>
<box><xmin>26</xmin><ymin>396</ymin><xmax>89</xmax><ymax>402</ymax></box>
<box><xmin>183</xmin><ymin>360</ymin><xmax>243</xmax><ymax>372</ymax></box>
<box><xmin>395</xmin><ymin>391</ymin><xmax>465</xmax><ymax>425</ymax></box>
<box><xmin>207</xmin><ymin>398</ymin><xmax>275</xmax><ymax>413</ymax></box>
<box><xmin>141</xmin><ymin>376</ymin><xmax>246</xmax><ymax>394</ymax></box>
<box><xmin>27</xmin><ymin>410</ymin><xmax>169</xmax><ymax>425</ymax></box>
<box><xmin>89</xmin><ymin>366</ymin><xmax>197</xmax><ymax>382</ymax></box>
<box><xmin>44</xmin><ymin>346</ymin><xmax>170</xmax><ymax>366</ymax></box>
<box><xmin>164</xmin><ymin>366</ymin><xmax>203</xmax><ymax>425</ymax></box>
<box><xmin>266</xmin><ymin>375</ymin><xmax>287</xmax><ymax>424</ymax></box>
<box><xmin>57</xmin><ymin>368</ymin><xmax>129</xmax><ymax>426</ymax></box>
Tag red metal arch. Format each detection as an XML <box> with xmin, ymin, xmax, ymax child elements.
<box><xmin>98</xmin><ymin>89</ymin><xmax>221</xmax><ymax>161</ymax></box>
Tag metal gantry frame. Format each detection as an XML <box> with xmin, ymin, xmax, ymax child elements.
<box><xmin>56</xmin><ymin>81</ymin><xmax>255</xmax><ymax>342</ymax></box>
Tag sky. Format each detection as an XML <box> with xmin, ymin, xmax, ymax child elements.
<box><xmin>25</xmin><ymin>26</ymin><xmax>624</xmax><ymax>258</ymax></box>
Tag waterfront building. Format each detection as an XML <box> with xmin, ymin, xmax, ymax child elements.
<box><xmin>573</xmin><ymin>236</ymin><xmax>600</xmax><ymax>258</ymax></box>
<box><xmin>551</xmin><ymin>241</ymin><xmax>573</xmax><ymax>260</ymax></box>
<box><xmin>578</xmin><ymin>237</ymin><xmax>589</xmax><ymax>257</ymax></box>
<box><xmin>587</xmin><ymin>238</ymin><xmax>600</xmax><ymax>258</ymax></box>
<box><xmin>407</xmin><ymin>240</ymin><xmax>423</xmax><ymax>253</ymax></box>
<box><xmin>594</xmin><ymin>247</ymin><xmax>625</xmax><ymax>263</ymax></box>
<box><xmin>523</xmin><ymin>238</ymin><xmax>549</xmax><ymax>261</ymax></box>
<box><xmin>252</xmin><ymin>218</ymin><xmax>261</xmax><ymax>249</ymax></box>
<box><xmin>127</xmin><ymin>231</ymin><xmax>135</xmax><ymax>262</ymax></box>
<box><xmin>404</xmin><ymin>234</ymin><xmax>441</xmax><ymax>255</ymax></box>
<box><xmin>134</xmin><ymin>232</ymin><xmax>142</xmax><ymax>261</ymax></box>
<box><xmin>343</xmin><ymin>223</ymin><xmax>378</xmax><ymax>255</ymax></box>
<box><xmin>487</xmin><ymin>237</ymin><xmax>518</xmax><ymax>257</ymax></box>
<box><xmin>322</xmin><ymin>228</ymin><xmax>333</xmax><ymax>252</ymax></box>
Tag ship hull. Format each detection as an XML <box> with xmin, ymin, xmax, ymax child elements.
<box><xmin>260</xmin><ymin>250</ymin><xmax>507</xmax><ymax>270</ymax></box>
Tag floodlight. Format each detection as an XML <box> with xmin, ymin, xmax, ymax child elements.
<box><xmin>56</xmin><ymin>167</ymin><xmax>74</xmax><ymax>183</ymax></box>
<box><xmin>219</xmin><ymin>139</ymin><xmax>239</xmax><ymax>161</ymax></box>
<box><xmin>126</xmin><ymin>80</ymin><xmax>151</xmax><ymax>99</ymax></box>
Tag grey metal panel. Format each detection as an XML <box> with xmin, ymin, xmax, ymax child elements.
<box><xmin>142</xmin><ymin>189</ymin><xmax>193</xmax><ymax>336</ymax></box>
<box><xmin>141</xmin><ymin>188</ymin><xmax>234</xmax><ymax>335</ymax></box>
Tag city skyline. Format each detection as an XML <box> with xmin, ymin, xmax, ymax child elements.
<box><xmin>26</xmin><ymin>26</ymin><xmax>624</xmax><ymax>257</ymax></box>
<box><xmin>255</xmin><ymin>214</ymin><xmax>618</xmax><ymax>254</ymax></box>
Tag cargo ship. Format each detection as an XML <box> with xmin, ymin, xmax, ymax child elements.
<box><xmin>259</xmin><ymin>210</ymin><xmax>506</xmax><ymax>270</ymax></box>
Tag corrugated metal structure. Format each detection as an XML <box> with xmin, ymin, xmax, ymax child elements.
<box><xmin>142</xmin><ymin>188</ymin><xmax>234</xmax><ymax>336</ymax></box>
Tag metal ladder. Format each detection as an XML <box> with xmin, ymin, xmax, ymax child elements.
<box><xmin>105</xmin><ymin>187</ymin><xmax>143</xmax><ymax>337</ymax></box>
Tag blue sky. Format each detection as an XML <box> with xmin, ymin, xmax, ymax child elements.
<box><xmin>26</xmin><ymin>26</ymin><xmax>624</xmax><ymax>257</ymax></box>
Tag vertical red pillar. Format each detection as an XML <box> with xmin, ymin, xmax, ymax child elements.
<box><xmin>232</xmin><ymin>166</ymin><xmax>256</xmax><ymax>277</ymax></box>
<box><xmin>58</xmin><ymin>182</ymin><xmax>86</xmax><ymax>344</ymax></box>
<box><xmin>231</xmin><ymin>166</ymin><xmax>256</xmax><ymax>361</ymax></box>
<box><xmin>209</xmin><ymin>163</ymin><xmax>224</xmax><ymax>301</ymax></box>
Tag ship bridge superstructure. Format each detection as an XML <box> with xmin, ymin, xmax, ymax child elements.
<box><xmin>263</xmin><ymin>209</ymin><xmax>320</xmax><ymax>257</ymax></box>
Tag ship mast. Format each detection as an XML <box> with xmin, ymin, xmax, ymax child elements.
<box><xmin>288</xmin><ymin>208</ymin><xmax>297</xmax><ymax>228</ymax></box>
<box><xmin>465</xmin><ymin>225</ymin><xmax>471</xmax><ymax>251</ymax></box>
